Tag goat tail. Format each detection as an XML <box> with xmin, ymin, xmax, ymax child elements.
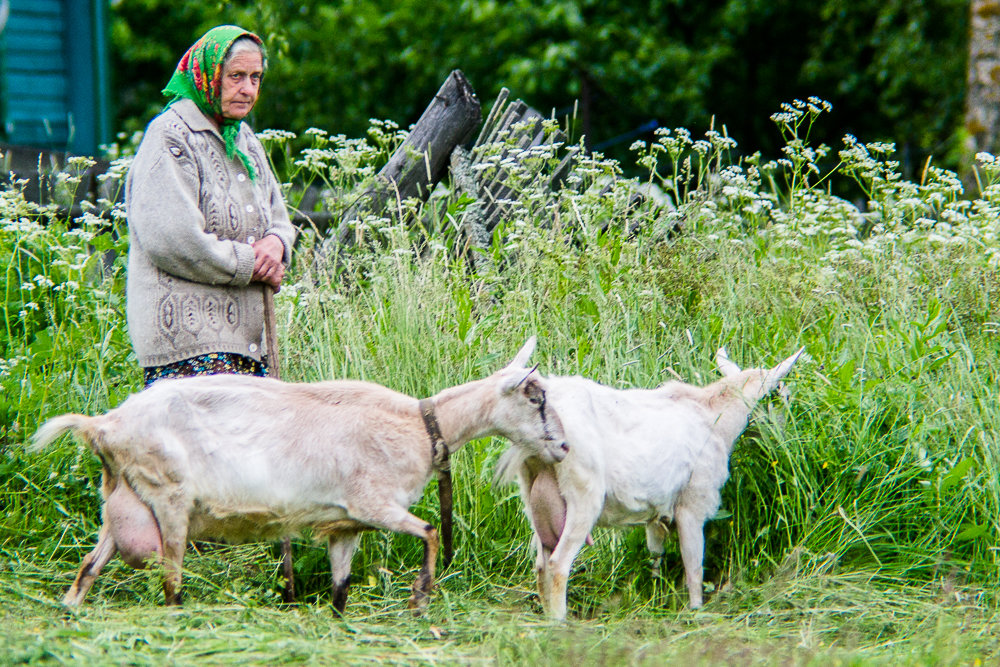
<box><xmin>30</xmin><ymin>414</ymin><xmax>100</xmax><ymax>453</ymax></box>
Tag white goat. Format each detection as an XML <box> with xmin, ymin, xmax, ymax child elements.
<box><xmin>496</xmin><ymin>346</ymin><xmax>803</xmax><ymax>619</ymax></box>
<box><xmin>32</xmin><ymin>337</ymin><xmax>567</xmax><ymax>612</ymax></box>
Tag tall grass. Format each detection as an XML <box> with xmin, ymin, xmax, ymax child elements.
<box><xmin>3</xmin><ymin>98</ymin><xmax>1000</xmax><ymax>661</ymax></box>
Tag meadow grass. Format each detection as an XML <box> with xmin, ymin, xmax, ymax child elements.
<box><xmin>3</xmin><ymin>100</ymin><xmax>1000</xmax><ymax>663</ymax></box>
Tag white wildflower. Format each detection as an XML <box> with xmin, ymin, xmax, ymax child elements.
<box><xmin>257</xmin><ymin>129</ymin><xmax>297</xmax><ymax>143</ymax></box>
<box><xmin>67</xmin><ymin>155</ymin><xmax>97</xmax><ymax>170</ymax></box>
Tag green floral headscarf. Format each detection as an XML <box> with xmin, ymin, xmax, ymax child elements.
<box><xmin>162</xmin><ymin>25</ymin><xmax>267</xmax><ymax>181</ymax></box>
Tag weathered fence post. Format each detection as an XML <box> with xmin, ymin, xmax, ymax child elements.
<box><xmin>461</xmin><ymin>90</ymin><xmax>575</xmax><ymax>234</ymax></box>
<box><xmin>449</xmin><ymin>145</ymin><xmax>491</xmax><ymax>274</ymax></box>
<box><xmin>332</xmin><ymin>70</ymin><xmax>482</xmax><ymax>248</ymax></box>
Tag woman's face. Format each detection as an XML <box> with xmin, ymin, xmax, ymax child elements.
<box><xmin>220</xmin><ymin>50</ymin><xmax>263</xmax><ymax>120</ymax></box>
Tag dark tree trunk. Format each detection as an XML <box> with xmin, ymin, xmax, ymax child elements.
<box><xmin>966</xmin><ymin>1</ymin><xmax>1000</xmax><ymax>165</ymax></box>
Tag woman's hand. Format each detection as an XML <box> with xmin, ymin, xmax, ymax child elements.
<box><xmin>252</xmin><ymin>235</ymin><xmax>285</xmax><ymax>291</ymax></box>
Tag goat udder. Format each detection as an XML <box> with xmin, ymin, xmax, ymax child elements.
<box><xmin>105</xmin><ymin>482</ymin><xmax>162</xmax><ymax>569</ymax></box>
<box><xmin>529</xmin><ymin>468</ymin><xmax>566</xmax><ymax>552</ymax></box>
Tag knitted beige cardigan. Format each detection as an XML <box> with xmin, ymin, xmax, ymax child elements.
<box><xmin>125</xmin><ymin>99</ymin><xmax>296</xmax><ymax>368</ymax></box>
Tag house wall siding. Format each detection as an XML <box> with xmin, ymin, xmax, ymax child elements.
<box><xmin>2</xmin><ymin>0</ymin><xmax>70</xmax><ymax>147</ymax></box>
<box><xmin>1</xmin><ymin>0</ymin><xmax>109</xmax><ymax>154</ymax></box>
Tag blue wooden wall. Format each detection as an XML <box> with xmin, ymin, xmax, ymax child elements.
<box><xmin>0</xmin><ymin>0</ymin><xmax>110</xmax><ymax>155</ymax></box>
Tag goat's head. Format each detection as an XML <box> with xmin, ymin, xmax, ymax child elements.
<box><xmin>492</xmin><ymin>337</ymin><xmax>569</xmax><ymax>463</ymax></box>
<box><xmin>703</xmin><ymin>345</ymin><xmax>805</xmax><ymax>445</ymax></box>
<box><xmin>715</xmin><ymin>345</ymin><xmax>805</xmax><ymax>405</ymax></box>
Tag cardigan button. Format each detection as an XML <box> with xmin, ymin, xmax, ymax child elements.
<box><xmin>237</xmin><ymin>173</ymin><xmax>246</xmax><ymax>182</ymax></box>
<box><xmin>249</xmin><ymin>343</ymin><xmax>258</xmax><ymax>353</ymax></box>
<box><xmin>246</xmin><ymin>204</ymin><xmax>254</xmax><ymax>213</ymax></box>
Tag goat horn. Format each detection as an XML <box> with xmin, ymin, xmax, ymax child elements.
<box><xmin>516</xmin><ymin>363</ymin><xmax>540</xmax><ymax>388</ymax></box>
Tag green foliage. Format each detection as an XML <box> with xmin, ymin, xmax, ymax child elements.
<box><xmin>0</xmin><ymin>156</ymin><xmax>138</xmax><ymax>442</ymax></box>
<box><xmin>110</xmin><ymin>0</ymin><xmax>225</xmax><ymax>133</ymax></box>
<box><xmin>2</xmin><ymin>576</ymin><xmax>996</xmax><ymax>663</ymax></box>
<box><xmin>110</xmin><ymin>0</ymin><xmax>968</xmax><ymax>175</ymax></box>
<box><xmin>5</xmin><ymin>97</ymin><xmax>1000</xmax><ymax>659</ymax></box>
<box><xmin>804</xmin><ymin>0</ymin><xmax>969</xmax><ymax>160</ymax></box>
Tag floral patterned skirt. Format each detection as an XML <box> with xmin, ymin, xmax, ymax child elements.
<box><xmin>143</xmin><ymin>352</ymin><xmax>269</xmax><ymax>388</ymax></box>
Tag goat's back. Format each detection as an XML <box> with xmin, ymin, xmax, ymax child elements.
<box><xmin>522</xmin><ymin>375</ymin><xmax>724</xmax><ymax>512</ymax></box>
<box><xmin>545</xmin><ymin>374</ymin><xmax>718</xmax><ymax>454</ymax></box>
<box><xmin>42</xmin><ymin>375</ymin><xmax>432</xmax><ymax>534</ymax></box>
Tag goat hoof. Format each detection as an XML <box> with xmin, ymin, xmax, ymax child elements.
<box><xmin>407</xmin><ymin>593</ymin><xmax>429</xmax><ymax>615</ymax></box>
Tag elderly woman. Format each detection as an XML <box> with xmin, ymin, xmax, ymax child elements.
<box><xmin>125</xmin><ymin>25</ymin><xmax>296</xmax><ymax>386</ymax></box>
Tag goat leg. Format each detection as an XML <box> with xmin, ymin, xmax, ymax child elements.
<box><xmin>331</xmin><ymin>574</ymin><xmax>350</xmax><ymax>615</ymax></box>
<box><xmin>674</xmin><ymin>507</ymin><xmax>705</xmax><ymax>609</ymax></box>
<box><xmin>151</xmin><ymin>502</ymin><xmax>190</xmax><ymax>606</ymax></box>
<box><xmin>644</xmin><ymin>519</ymin><xmax>669</xmax><ymax>579</ymax></box>
<box><xmin>161</xmin><ymin>541</ymin><xmax>184</xmax><ymax>605</ymax></box>
<box><xmin>356</xmin><ymin>506</ymin><xmax>440</xmax><ymax>613</ymax></box>
<box><xmin>528</xmin><ymin>469</ymin><xmax>599</xmax><ymax>618</ymax></box>
<box><xmin>543</xmin><ymin>499</ymin><xmax>600</xmax><ymax>621</ymax></box>
<box><xmin>327</xmin><ymin>531</ymin><xmax>361</xmax><ymax>615</ymax></box>
<box><xmin>408</xmin><ymin>523</ymin><xmax>439</xmax><ymax>613</ymax></box>
<box><xmin>63</xmin><ymin>523</ymin><xmax>117</xmax><ymax>606</ymax></box>
<box><xmin>280</xmin><ymin>537</ymin><xmax>295</xmax><ymax>603</ymax></box>
<box><xmin>544</xmin><ymin>533</ymin><xmax>587</xmax><ymax>621</ymax></box>
<box><xmin>533</xmin><ymin>533</ymin><xmax>553</xmax><ymax>614</ymax></box>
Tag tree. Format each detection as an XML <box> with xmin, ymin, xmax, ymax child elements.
<box><xmin>110</xmin><ymin>0</ymin><xmax>970</xmax><ymax>175</ymax></box>
<box><xmin>966</xmin><ymin>0</ymin><xmax>1000</xmax><ymax>161</ymax></box>
<box><xmin>704</xmin><ymin>0</ymin><xmax>967</xmax><ymax>173</ymax></box>
<box><xmin>109</xmin><ymin>0</ymin><xmax>223</xmax><ymax>134</ymax></box>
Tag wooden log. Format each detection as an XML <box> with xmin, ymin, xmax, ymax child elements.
<box><xmin>333</xmin><ymin>70</ymin><xmax>481</xmax><ymax>247</ymax></box>
<box><xmin>475</xmin><ymin>107</ymin><xmax>551</xmax><ymax>230</ymax></box>
<box><xmin>548</xmin><ymin>147</ymin><xmax>579</xmax><ymax>190</ymax></box>
<box><xmin>473</xmin><ymin>87</ymin><xmax>509</xmax><ymax>148</ymax></box>
<box><xmin>449</xmin><ymin>145</ymin><xmax>491</xmax><ymax>273</ymax></box>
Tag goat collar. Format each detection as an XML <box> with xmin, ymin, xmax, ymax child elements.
<box><xmin>418</xmin><ymin>398</ymin><xmax>450</xmax><ymax>472</ymax></box>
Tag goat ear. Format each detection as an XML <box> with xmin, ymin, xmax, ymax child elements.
<box><xmin>505</xmin><ymin>336</ymin><xmax>537</xmax><ymax>370</ymax></box>
<box><xmin>775</xmin><ymin>346</ymin><xmax>806</xmax><ymax>377</ymax></box>
<box><xmin>764</xmin><ymin>346</ymin><xmax>805</xmax><ymax>391</ymax></box>
<box><xmin>715</xmin><ymin>347</ymin><xmax>742</xmax><ymax>377</ymax></box>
